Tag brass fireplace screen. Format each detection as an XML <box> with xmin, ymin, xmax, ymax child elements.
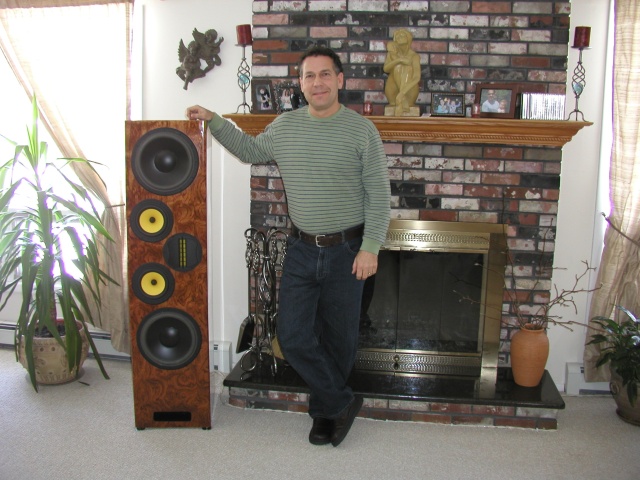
<box><xmin>356</xmin><ymin>220</ymin><xmax>507</xmax><ymax>379</ymax></box>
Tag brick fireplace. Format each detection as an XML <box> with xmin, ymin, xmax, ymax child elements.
<box><xmin>243</xmin><ymin>1</ymin><xmax>587</xmax><ymax>366</ymax></box>
<box><xmin>221</xmin><ymin>1</ymin><xmax>591</xmax><ymax>428</ymax></box>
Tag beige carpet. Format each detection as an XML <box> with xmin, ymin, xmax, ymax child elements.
<box><xmin>1</xmin><ymin>346</ymin><xmax>638</xmax><ymax>480</ymax></box>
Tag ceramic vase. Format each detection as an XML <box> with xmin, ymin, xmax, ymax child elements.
<box><xmin>510</xmin><ymin>323</ymin><xmax>549</xmax><ymax>387</ymax></box>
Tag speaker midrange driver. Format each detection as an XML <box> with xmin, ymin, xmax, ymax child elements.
<box><xmin>132</xmin><ymin>263</ymin><xmax>175</xmax><ymax>305</ymax></box>
<box><xmin>130</xmin><ymin>199</ymin><xmax>174</xmax><ymax>243</ymax></box>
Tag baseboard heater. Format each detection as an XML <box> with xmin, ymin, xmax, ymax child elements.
<box><xmin>565</xmin><ymin>362</ymin><xmax>610</xmax><ymax>395</ymax></box>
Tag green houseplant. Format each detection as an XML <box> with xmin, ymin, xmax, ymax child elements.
<box><xmin>588</xmin><ymin>305</ymin><xmax>640</xmax><ymax>422</ymax></box>
<box><xmin>0</xmin><ymin>97</ymin><xmax>115</xmax><ymax>391</ymax></box>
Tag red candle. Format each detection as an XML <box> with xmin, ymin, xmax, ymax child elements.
<box><xmin>236</xmin><ymin>24</ymin><xmax>252</xmax><ymax>46</ymax></box>
<box><xmin>573</xmin><ymin>26</ymin><xmax>590</xmax><ymax>48</ymax></box>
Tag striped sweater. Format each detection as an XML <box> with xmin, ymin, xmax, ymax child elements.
<box><xmin>208</xmin><ymin>105</ymin><xmax>391</xmax><ymax>254</ymax></box>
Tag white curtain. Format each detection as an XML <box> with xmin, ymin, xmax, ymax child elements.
<box><xmin>584</xmin><ymin>0</ymin><xmax>640</xmax><ymax>381</ymax></box>
<box><xmin>0</xmin><ymin>0</ymin><xmax>133</xmax><ymax>352</ymax></box>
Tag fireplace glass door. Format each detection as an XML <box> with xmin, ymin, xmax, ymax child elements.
<box><xmin>354</xmin><ymin>220</ymin><xmax>506</xmax><ymax>377</ymax></box>
<box><xmin>358</xmin><ymin>251</ymin><xmax>484</xmax><ymax>374</ymax></box>
<box><xmin>361</xmin><ymin>250</ymin><xmax>483</xmax><ymax>352</ymax></box>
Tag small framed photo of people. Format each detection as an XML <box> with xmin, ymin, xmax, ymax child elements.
<box><xmin>430</xmin><ymin>93</ymin><xmax>465</xmax><ymax>117</ymax></box>
<box><xmin>474</xmin><ymin>84</ymin><xmax>518</xmax><ymax>118</ymax></box>
<box><xmin>274</xmin><ymin>81</ymin><xmax>307</xmax><ymax>114</ymax></box>
<box><xmin>252</xmin><ymin>82</ymin><xmax>276</xmax><ymax>114</ymax></box>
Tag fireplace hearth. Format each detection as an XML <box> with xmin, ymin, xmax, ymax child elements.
<box><xmin>223</xmin><ymin>220</ymin><xmax>564</xmax><ymax>429</ymax></box>
<box><xmin>223</xmin><ymin>361</ymin><xmax>564</xmax><ymax>429</ymax></box>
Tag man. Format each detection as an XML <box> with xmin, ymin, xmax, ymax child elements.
<box><xmin>186</xmin><ymin>46</ymin><xmax>391</xmax><ymax>447</ymax></box>
<box><xmin>481</xmin><ymin>89</ymin><xmax>500</xmax><ymax>112</ymax></box>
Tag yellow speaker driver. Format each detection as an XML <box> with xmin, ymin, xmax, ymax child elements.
<box><xmin>130</xmin><ymin>200</ymin><xmax>173</xmax><ymax>243</ymax></box>
<box><xmin>132</xmin><ymin>263</ymin><xmax>175</xmax><ymax>305</ymax></box>
<box><xmin>140</xmin><ymin>271</ymin><xmax>167</xmax><ymax>297</ymax></box>
<box><xmin>139</xmin><ymin>208</ymin><xmax>165</xmax><ymax>234</ymax></box>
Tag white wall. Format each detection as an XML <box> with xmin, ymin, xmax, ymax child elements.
<box><xmin>137</xmin><ymin>0</ymin><xmax>254</xmax><ymax>365</ymax></box>
<box><xmin>138</xmin><ymin>0</ymin><xmax>612</xmax><ymax>386</ymax></box>
<box><xmin>548</xmin><ymin>0</ymin><xmax>612</xmax><ymax>390</ymax></box>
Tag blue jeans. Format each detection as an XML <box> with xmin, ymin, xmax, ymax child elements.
<box><xmin>277</xmin><ymin>235</ymin><xmax>364</xmax><ymax>419</ymax></box>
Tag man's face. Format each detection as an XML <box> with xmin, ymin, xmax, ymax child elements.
<box><xmin>300</xmin><ymin>55</ymin><xmax>344</xmax><ymax>118</ymax></box>
<box><xmin>487</xmin><ymin>90</ymin><xmax>496</xmax><ymax>102</ymax></box>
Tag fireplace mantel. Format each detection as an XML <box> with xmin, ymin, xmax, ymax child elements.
<box><xmin>223</xmin><ymin>114</ymin><xmax>591</xmax><ymax>147</ymax></box>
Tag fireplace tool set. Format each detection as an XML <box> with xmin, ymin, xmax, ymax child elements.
<box><xmin>237</xmin><ymin>227</ymin><xmax>288</xmax><ymax>378</ymax></box>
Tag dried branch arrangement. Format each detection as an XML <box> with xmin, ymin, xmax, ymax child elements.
<box><xmin>456</xmin><ymin>223</ymin><xmax>601</xmax><ymax>332</ymax></box>
<box><xmin>504</xmin><ymin>259</ymin><xmax>600</xmax><ymax>331</ymax></box>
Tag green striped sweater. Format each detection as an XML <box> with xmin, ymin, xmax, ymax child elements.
<box><xmin>208</xmin><ymin>105</ymin><xmax>391</xmax><ymax>254</ymax></box>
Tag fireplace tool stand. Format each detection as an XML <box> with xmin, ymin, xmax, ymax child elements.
<box><xmin>238</xmin><ymin>227</ymin><xmax>288</xmax><ymax>379</ymax></box>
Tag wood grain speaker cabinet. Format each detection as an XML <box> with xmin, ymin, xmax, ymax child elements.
<box><xmin>125</xmin><ymin>120</ymin><xmax>210</xmax><ymax>429</ymax></box>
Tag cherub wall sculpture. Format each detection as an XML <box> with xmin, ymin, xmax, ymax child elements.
<box><xmin>177</xmin><ymin>28</ymin><xmax>224</xmax><ymax>90</ymax></box>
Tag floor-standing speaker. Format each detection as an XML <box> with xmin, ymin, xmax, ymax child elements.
<box><xmin>125</xmin><ymin>120</ymin><xmax>210</xmax><ymax>429</ymax></box>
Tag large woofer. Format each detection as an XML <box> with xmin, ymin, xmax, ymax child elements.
<box><xmin>137</xmin><ymin>309</ymin><xmax>202</xmax><ymax>370</ymax></box>
<box><xmin>131</xmin><ymin>128</ymin><xmax>199</xmax><ymax>195</ymax></box>
<box><xmin>130</xmin><ymin>200</ymin><xmax>174</xmax><ymax>242</ymax></box>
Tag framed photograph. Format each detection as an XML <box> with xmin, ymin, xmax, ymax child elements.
<box><xmin>474</xmin><ymin>83</ymin><xmax>518</xmax><ymax>118</ymax></box>
<box><xmin>431</xmin><ymin>93</ymin><xmax>465</xmax><ymax>117</ymax></box>
<box><xmin>273</xmin><ymin>81</ymin><xmax>307</xmax><ymax>114</ymax></box>
<box><xmin>252</xmin><ymin>82</ymin><xmax>276</xmax><ymax>114</ymax></box>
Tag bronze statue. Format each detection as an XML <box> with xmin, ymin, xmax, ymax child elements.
<box><xmin>177</xmin><ymin>28</ymin><xmax>224</xmax><ymax>90</ymax></box>
<box><xmin>383</xmin><ymin>29</ymin><xmax>421</xmax><ymax>116</ymax></box>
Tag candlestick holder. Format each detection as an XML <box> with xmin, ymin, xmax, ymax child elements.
<box><xmin>236</xmin><ymin>45</ymin><xmax>251</xmax><ymax>113</ymax></box>
<box><xmin>567</xmin><ymin>47</ymin><xmax>588</xmax><ymax>121</ymax></box>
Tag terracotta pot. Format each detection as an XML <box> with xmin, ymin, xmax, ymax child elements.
<box><xmin>609</xmin><ymin>367</ymin><xmax>640</xmax><ymax>426</ymax></box>
<box><xmin>18</xmin><ymin>321</ymin><xmax>89</xmax><ymax>385</ymax></box>
<box><xmin>510</xmin><ymin>323</ymin><xmax>549</xmax><ymax>387</ymax></box>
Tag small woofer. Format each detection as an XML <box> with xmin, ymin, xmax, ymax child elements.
<box><xmin>130</xmin><ymin>200</ymin><xmax>174</xmax><ymax>242</ymax></box>
<box><xmin>163</xmin><ymin>233</ymin><xmax>202</xmax><ymax>272</ymax></box>
<box><xmin>137</xmin><ymin>309</ymin><xmax>202</xmax><ymax>370</ymax></box>
<box><xmin>132</xmin><ymin>263</ymin><xmax>175</xmax><ymax>305</ymax></box>
<box><xmin>131</xmin><ymin>128</ymin><xmax>199</xmax><ymax>195</ymax></box>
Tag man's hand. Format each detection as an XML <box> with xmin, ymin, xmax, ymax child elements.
<box><xmin>185</xmin><ymin>105</ymin><xmax>214</xmax><ymax>122</ymax></box>
<box><xmin>352</xmin><ymin>250</ymin><xmax>378</xmax><ymax>281</ymax></box>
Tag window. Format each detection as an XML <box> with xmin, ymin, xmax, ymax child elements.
<box><xmin>0</xmin><ymin>3</ymin><xmax>130</xmax><ymax>343</ymax></box>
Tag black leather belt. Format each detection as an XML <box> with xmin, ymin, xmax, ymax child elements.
<box><xmin>292</xmin><ymin>224</ymin><xmax>364</xmax><ymax>247</ymax></box>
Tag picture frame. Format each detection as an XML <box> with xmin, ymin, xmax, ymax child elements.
<box><xmin>474</xmin><ymin>83</ymin><xmax>518</xmax><ymax>118</ymax></box>
<box><xmin>252</xmin><ymin>82</ymin><xmax>276</xmax><ymax>114</ymax></box>
<box><xmin>273</xmin><ymin>81</ymin><xmax>307</xmax><ymax>114</ymax></box>
<box><xmin>430</xmin><ymin>93</ymin><xmax>465</xmax><ymax>117</ymax></box>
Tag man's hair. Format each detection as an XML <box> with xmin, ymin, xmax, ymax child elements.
<box><xmin>298</xmin><ymin>45</ymin><xmax>343</xmax><ymax>75</ymax></box>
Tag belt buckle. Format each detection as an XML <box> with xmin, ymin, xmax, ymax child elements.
<box><xmin>315</xmin><ymin>234</ymin><xmax>326</xmax><ymax>247</ymax></box>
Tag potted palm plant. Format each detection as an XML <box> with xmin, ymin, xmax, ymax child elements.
<box><xmin>588</xmin><ymin>305</ymin><xmax>640</xmax><ymax>425</ymax></box>
<box><xmin>0</xmin><ymin>96</ymin><xmax>116</xmax><ymax>391</ymax></box>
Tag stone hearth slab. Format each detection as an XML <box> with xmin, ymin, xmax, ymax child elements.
<box><xmin>223</xmin><ymin>359</ymin><xmax>565</xmax><ymax>429</ymax></box>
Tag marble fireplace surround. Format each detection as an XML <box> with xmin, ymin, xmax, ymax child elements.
<box><xmin>222</xmin><ymin>114</ymin><xmax>591</xmax><ymax>429</ymax></box>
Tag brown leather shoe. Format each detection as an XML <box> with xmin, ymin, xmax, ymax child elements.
<box><xmin>331</xmin><ymin>395</ymin><xmax>363</xmax><ymax>447</ymax></box>
<box><xmin>308</xmin><ymin>417</ymin><xmax>334</xmax><ymax>445</ymax></box>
